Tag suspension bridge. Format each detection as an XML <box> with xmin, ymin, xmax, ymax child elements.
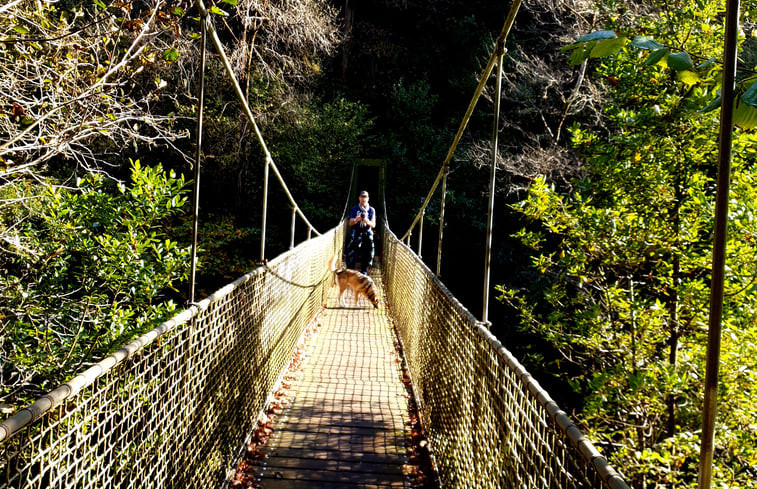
<box><xmin>0</xmin><ymin>223</ymin><xmax>629</xmax><ymax>489</ymax></box>
<box><xmin>0</xmin><ymin>1</ymin><xmax>637</xmax><ymax>488</ymax></box>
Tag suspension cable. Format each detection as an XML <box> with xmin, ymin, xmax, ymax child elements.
<box><xmin>482</xmin><ymin>41</ymin><xmax>505</xmax><ymax>325</ymax></box>
<box><xmin>188</xmin><ymin>14</ymin><xmax>208</xmax><ymax>303</ymax></box>
<box><xmin>341</xmin><ymin>160</ymin><xmax>359</xmax><ymax>220</ymax></box>
<box><xmin>399</xmin><ymin>0</ymin><xmax>523</xmax><ymax>244</ymax></box>
<box><xmin>194</xmin><ymin>0</ymin><xmax>321</xmax><ymax>262</ymax></box>
<box><xmin>261</xmin><ymin>155</ymin><xmax>270</xmax><ymax>261</ymax></box>
<box><xmin>436</xmin><ymin>169</ymin><xmax>448</xmax><ymax>276</ymax></box>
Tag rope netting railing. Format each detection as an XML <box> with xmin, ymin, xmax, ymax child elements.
<box><xmin>382</xmin><ymin>225</ymin><xmax>629</xmax><ymax>489</ymax></box>
<box><xmin>0</xmin><ymin>223</ymin><xmax>344</xmax><ymax>489</ymax></box>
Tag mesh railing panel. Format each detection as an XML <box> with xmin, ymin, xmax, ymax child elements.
<box><xmin>0</xmin><ymin>223</ymin><xmax>343</xmax><ymax>489</ymax></box>
<box><xmin>382</xmin><ymin>226</ymin><xmax>629</xmax><ymax>489</ymax></box>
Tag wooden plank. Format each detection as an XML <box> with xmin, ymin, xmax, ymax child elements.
<box><xmin>249</xmin><ymin>272</ymin><xmax>412</xmax><ymax>488</ymax></box>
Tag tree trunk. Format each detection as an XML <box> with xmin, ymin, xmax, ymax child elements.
<box><xmin>666</xmin><ymin>178</ymin><xmax>684</xmax><ymax>437</ymax></box>
<box><xmin>342</xmin><ymin>0</ymin><xmax>354</xmax><ymax>81</ymax></box>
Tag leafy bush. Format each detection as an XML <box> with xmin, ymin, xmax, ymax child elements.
<box><xmin>1</xmin><ymin>160</ymin><xmax>190</xmax><ymax>407</ymax></box>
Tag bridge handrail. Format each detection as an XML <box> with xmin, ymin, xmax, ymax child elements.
<box><xmin>0</xmin><ymin>223</ymin><xmax>344</xmax><ymax>488</ymax></box>
<box><xmin>382</xmin><ymin>225</ymin><xmax>629</xmax><ymax>489</ymax></box>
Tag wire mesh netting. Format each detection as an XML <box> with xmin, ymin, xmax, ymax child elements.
<box><xmin>0</xmin><ymin>224</ymin><xmax>344</xmax><ymax>489</ymax></box>
<box><xmin>382</xmin><ymin>226</ymin><xmax>629</xmax><ymax>489</ymax></box>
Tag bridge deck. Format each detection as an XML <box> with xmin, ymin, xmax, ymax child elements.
<box><xmin>248</xmin><ymin>270</ymin><xmax>413</xmax><ymax>488</ymax></box>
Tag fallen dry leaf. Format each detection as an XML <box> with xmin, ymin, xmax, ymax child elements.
<box><xmin>12</xmin><ymin>102</ymin><xmax>24</xmax><ymax>117</ymax></box>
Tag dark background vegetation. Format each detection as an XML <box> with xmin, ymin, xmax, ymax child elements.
<box><xmin>0</xmin><ymin>0</ymin><xmax>600</xmax><ymax>422</ymax></box>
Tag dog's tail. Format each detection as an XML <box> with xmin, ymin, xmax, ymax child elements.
<box><xmin>328</xmin><ymin>253</ymin><xmax>338</xmax><ymax>272</ymax></box>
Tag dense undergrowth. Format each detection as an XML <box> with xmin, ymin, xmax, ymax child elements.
<box><xmin>501</xmin><ymin>1</ymin><xmax>757</xmax><ymax>486</ymax></box>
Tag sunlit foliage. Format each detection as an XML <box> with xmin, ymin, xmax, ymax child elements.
<box><xmin>501</xmin><ymin>1</ymin><xmax>757</xmax><ymax>486</ymax></box>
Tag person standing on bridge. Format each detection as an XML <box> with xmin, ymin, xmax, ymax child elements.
<box><xmin>346</xmin><ymin>190</ymin><xmax>376</xmax><ymax>275</ymax></box>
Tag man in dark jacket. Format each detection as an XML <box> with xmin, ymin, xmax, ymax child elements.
<box><xmin>346</xmin><ymin>190</ymin><xmax>376</xmax><ymax>274</ymax></box>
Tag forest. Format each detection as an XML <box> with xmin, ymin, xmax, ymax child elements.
<box><xmin>2</xmin><ymin>0</ymin><xmax>757</xmax><ymax>487</ymax></box>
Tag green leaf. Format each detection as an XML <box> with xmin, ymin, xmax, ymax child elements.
<box><xmin>576</xmin><ymin>30</ymin><xmax>617</xmax><ymax>42</ymax></box>
<box><xmin>221</xmin><ymin>0</ymin><xmax>238</xmax><ymax>5</ymax></box>
<box><xmin>163</xmin><ymin>48</ymin><xmax>179</xmax><ymax>62</ymax></box>
<box><xmin>742</xmin><ymin>81</ymin><xmax>757</xmax><ymax>107</ymax></box>
<box><xmin>568</xmin><ymin>47</ymin><xmax>590</xmax><ymax>66</ymax></box>
<box><xmin>630</xmin><ymin>36</ymin><xmax>663</xmax><ymax>50</ymax></box>
<box><xmin>696</xmin><ymin>57</ymin><xmax>717</xmax><ymax>70</ymax></box>
<box><xmin>645</xmin><ymin>48</ymin><xmax>669</xmax><ymax>66</ymax></box>
<box><xmin>13</xmin><ymin>25</ymin><xmax>29</xmax><ymax>35</ymax></box>
<box><xmin>734</xmin><ymin>100</ymin><xmax>757</xmax><ymax>129</ymax></box>
<box><xmin>699</xmin><ymin>94</ymin><xmax>721</xmax><ymax>113</ymax></box>
<box><xmin>21</xmin><ymin>116</ymin><xmax>34</xmax><ymax>125</ymax></box>
<box><xmin>590</xmin><ymin>37</ymin><xmax>628</xmax><ymax>58</ymax></box>
<box><xmin>677</xmin><ymin>70</ymin><xmax>700</xmax><ymax>86</ymax></box>
<box><xmin>561</xmin><ymin>43</ymin><xmax>580</xmax><ymax>54</ymax></box>
<box><xmin>169</xmin><ymin>7</ymin><xmax>185</xmax><ymax>16</ymax></box>
<box><xmin>667</xmin><ymin>52</ymin><xmax>694</xmax><ymax>71</ymax></box>
<box><xmin>208</xmin><ymin>5</ymin><xmax>228</xmax><ymax>16</ymax></box>
<box><xmin>93</xmin><ymin>0</ymin><xmax>107</xmax><ymax>9</ymax></box>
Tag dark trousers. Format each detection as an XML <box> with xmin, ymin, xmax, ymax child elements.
<box><xmin>346</xmin><ymin>229</ymin><xmax>374</xmax><ymax>273</ymax></box>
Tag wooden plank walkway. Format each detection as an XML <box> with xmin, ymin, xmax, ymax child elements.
<box><xmin>250</xmin><ymin>271</ymin><xmax>413</xmax><ymax>489</ymax></box>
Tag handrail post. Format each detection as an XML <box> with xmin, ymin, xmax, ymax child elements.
<box><xmin>436</xmin><ymin>168</ymin><xmax>448</xmax><ymax>276</ymax></box>
<box><xmin>482</xmin><ymin>42</ymin><xmax>505</xmax><ymax>324</ymax></box>
<box><xmin>188</xmin><ymin>14</ymin><xmax>207</xmax><ymax>303</ymax></box>
<box><xmin>261</xmin><ymin>157</ymin><xmax>270</xmax><ymax>262</ymax></box>
<box><xmin>698</xmin><ymin>0</ymin><xmax>740</xmax><ymax>487</ymax></box>
<box><xmin>290</xmin><ymin>206</ymin><xmax>297</xmax><ymax>249</ymax></box>
<box><xmin>418</xmin><ymin>209</ymin><xmax>425</xmax><ymax>258</ymax></box>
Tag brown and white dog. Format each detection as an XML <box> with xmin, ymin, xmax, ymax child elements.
<box><xmin>329</xmin><ymin>255</ymin><xmax>379</xmax><ymax>308</ymax></box>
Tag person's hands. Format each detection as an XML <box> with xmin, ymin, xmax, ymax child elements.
<box><xmin>355</xmin><ymin>215</ymin><xmax>363</xmax><ymax>222</ymax></box>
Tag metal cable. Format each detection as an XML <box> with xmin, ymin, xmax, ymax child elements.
<box><xmin>188</xmin><ymin>14</ymin><xmax>207</xmax><ymax>303</ymax></box>
<box><xmin>399</xmin><ymin>0</ymin><xmax>524</xmax><ymax>243</ymax></box>
<box><xmin>193</xmin><ymin>0</ymin><xmax>321</xmax><ymax>264</ymax></box>
<box><xmin>262</xmin><ymin>264</ymin><xmax>330</xmax><ymax>289</ymax></box>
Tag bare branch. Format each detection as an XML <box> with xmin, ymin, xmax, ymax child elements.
<box><xmin>0</xmin><ymin>0</ymin><xmax>191</xmax><ymax>175</ymax></box>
